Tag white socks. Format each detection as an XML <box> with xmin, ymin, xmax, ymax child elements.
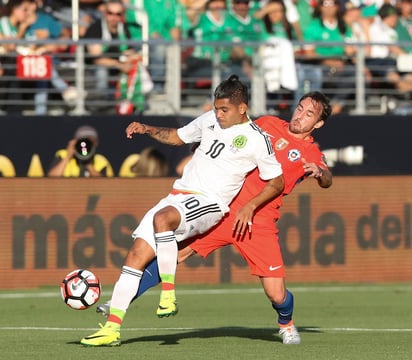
<box><xmin>155</xmin><ymin>231</ymin><xmax>178</xmax><ymax>276</ymax></box>
<box><xmin>110</xmin><ymin>266</ymin><xmax>143</xmax><ymax>311</ymax></box>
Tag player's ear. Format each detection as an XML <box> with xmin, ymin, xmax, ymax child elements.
<box><xmin>313</xmin><ymin>120</ymin><xmax>324</xmax><ymax>129</ymax></box>
<box><xmin>239</xmin><ymin>103</ymin><xmax>247</xmax><ymax>115</ymax></box>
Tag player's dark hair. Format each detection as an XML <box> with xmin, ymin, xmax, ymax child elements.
<box><xmin>299</xmin><ymin>91</ymin><xmax>332</xmax><ymax>121</ymax></box>
<box><xmin>214</xmin><ymin>75</ymin><xmax>249</xmax><ymax>105</ymax></box>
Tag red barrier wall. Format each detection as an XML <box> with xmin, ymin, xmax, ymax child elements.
<box><xmin>0</xmin><ymin>177</ymin><xmax>411</xmax><ymax>289</ymax></box>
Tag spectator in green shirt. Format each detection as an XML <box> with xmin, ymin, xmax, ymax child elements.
<box><xmin>124</xmin><ymin>0</ymin><xmax>186</xmax><ymax>91</ymax></box>
<box><xmin>396</xmin><ymin>0</ymin><xmax>412</xmax><ymax>53</ymax></box>
<box><xmin>183</xmin><ymin>0</ymin><xmax>247</xmax><ymax>86</ymax></box>
<box><xmin>303</xmin><ymin>0</ymin><xmax>356</xmax><ymax>114</ymax></box>
<box><xmin>225</xmin><ymin>0</ymin><xmax>268</xmax><ymax>79</ymax></box>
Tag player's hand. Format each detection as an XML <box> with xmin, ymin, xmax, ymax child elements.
<box><xmin>302</xmin><ymin>158</ymin><xmax>323</xmax><ymax>179</ymax></box>
<box><xmin>232</xmin><ymin>205</ymin><xmax>254</xmax><ymax>238</ymax></box>
<box><xmin>126</xmin><ymin>122</ymin><xmax>147</xmax><ymax>138</ymax></box>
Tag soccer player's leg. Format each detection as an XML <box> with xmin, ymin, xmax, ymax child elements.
<box><xmin>156</xmin><ymin>239</ymin><xmax>179</xmax><ymax>318</ymax></box>
<box><xmin>81</xmin><ymin>209</ymin><xmax>158</xmax><ymax>346</ymax></box>
<box><xmin>96</xmin><ymin>212</ymin><xmax>233</xmax><ymax>321</ymax></box>
<box><xmin>153</xmin><ymin>205</ymin><xmax>180</xmax><ymax>318</ymax></box>
<box><xmin>261</xmin><ymin>277</ymin><xmax>300</xmax><ymax>345</ymax></box>
<box><xmin>96</xmin><ymin>258</ymin><xmax>162</xmax><ymax>317</ymax></box>
<box><xmin>154</xmin><ymin>194</ymin><xmax>224</xmax><ymax>318</ymax></box>
<box><xmin>273</xmin><ymin>289</ymin><xmax>301</xmax><ymax>345</ymax></box>
<box><xmin>81</xmin><ymin>264</ymin><xmax>144</xmax><ymax>346</ymax></box>
<box><xmin>153</xmin><ymin>240</ymin><xmax>201</xmax><ymax>318</ymax></box>
<box><xmin>96</xmin><ymin>240</ymin><xmax>199</xmax><ymax>317</ymax></box>
<box><xmin>234</xmin><ymin>226</ymin><xmax>300</xmax><ymax>345</ymax></box>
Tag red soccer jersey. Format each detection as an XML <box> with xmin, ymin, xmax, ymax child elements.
<box><xmin>229</xmin><ymin>115</ymin><xmax>328</xmax><ymax>226</ymax></box>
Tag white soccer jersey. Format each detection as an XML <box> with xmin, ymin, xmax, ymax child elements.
<box><xmin>174</xmin><ymin>110</ymin><xmax>282</xmax><ymax>210</ymax></box>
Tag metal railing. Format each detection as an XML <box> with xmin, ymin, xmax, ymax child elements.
<box><xmin>0</xmin><ymin>38</ymin><xmax>411</xmax><ymax>117</ymax></box>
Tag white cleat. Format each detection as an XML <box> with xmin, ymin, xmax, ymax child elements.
<box><xmin>279</xmin><ymin>324</ymin><xmax>301</xmax><ymax>345</ymax></box>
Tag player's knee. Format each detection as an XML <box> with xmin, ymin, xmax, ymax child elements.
<box><xmin>265</xmin><ymin>288</ymin><xmax>286</xmax><ymax>305</ymax></box>
<box><xmin>125</xmin><ymin>238</ymin><xmax>155</xmax><ymax>269</ymax></box>
<box><xmin>153</xmin><ymin>206</ymin><xmax>181</xmax><ymax>232</ymax></box>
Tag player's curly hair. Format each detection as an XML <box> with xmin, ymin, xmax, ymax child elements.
<box><xmin>300</xmin><ymin>91</ymin><xmax>332</xmax><ymax>121</ymax></box>
<box><xmin>214</xmin><ymin>75</ymin><xmax>249</xmax><ymax>106</ymax></box>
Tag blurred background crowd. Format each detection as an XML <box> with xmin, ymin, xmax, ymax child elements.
<box><xmin>0</xmin><ymin>0</ymin><xmax>411</xmax><ymax>116</ymax></box>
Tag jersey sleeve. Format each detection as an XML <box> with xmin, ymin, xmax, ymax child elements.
<box><xmin>177</xmin><ymin>110</ymin><xmax>214</xmax><ymax>144</ymax></box>
<box><xmin>255</xmin><ymin>136</ymin><xmax>283</xmax><ymax>180</ymax></box>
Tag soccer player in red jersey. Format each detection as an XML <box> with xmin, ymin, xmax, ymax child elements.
<box><xmin>182</xmin><ymin>91</ymin><xmax>333</xmax><ymax>344</ymax></box>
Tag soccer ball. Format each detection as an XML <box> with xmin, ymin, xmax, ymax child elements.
<box><xmin>60</xmin><ymin>269</ymin><xmax>101</xmax><ymax>310</ymax></box>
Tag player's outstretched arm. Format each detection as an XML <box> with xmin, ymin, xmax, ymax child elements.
<box><xmin>125</xmin><ymin>121</ymin><xmax>185</xmax><ymax>146</ymax></box>
<box><xmin>233</xmin><ymin>174</ymin><xmax>285</xmax><ymax>235</ymax></box>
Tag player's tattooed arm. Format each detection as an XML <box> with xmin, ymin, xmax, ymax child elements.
<box><xmin>144</xmin><ymin>126</ymin><xmax>184</xmax><ymax>146</ymax></box>
<box><xmin>126</xmin><ymin>121</ymin><xmax>184</xmax><ymax>146</ymax></box>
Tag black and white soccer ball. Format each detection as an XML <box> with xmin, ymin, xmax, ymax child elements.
<box><xmin>60</xmin><ymin>269</ymin><xmax>101</xmax><ymax>310</ymax></box>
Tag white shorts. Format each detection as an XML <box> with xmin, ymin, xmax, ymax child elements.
<box><xmin>132</xmin><ymin>192</ymin><xmax>227</xmax><ymax>253</ymax></box>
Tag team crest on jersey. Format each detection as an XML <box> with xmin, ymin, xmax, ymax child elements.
<box><xmin>288</xmin><ymin>149</ymin><xmax>301</xmax><ymax>162</ymax></box>
<box><xmin>275</xmin><ymin>138</ymin><xmax>289</xmax><ymax>151</ymax></box>
<box><xmin>232</xmin><ymin>135</ymin><xmax>247</xmax><ymax>149</ymax></box>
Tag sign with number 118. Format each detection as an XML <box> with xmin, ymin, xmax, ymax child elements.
<box><xmin>16</xmin><ymin>55</ymin><xmax>52</xmax><ymax>80</ymax></box>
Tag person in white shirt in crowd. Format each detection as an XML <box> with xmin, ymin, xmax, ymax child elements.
<box><xmin>366</xmin><ymin>3</ymin><xmax>412</xmax><ymax>93</ymax></box>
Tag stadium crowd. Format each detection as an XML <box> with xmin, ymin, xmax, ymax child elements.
<box><xmin>0</xmin><ymin>0</ymin><xmax>411</xmax><ymax>115</ymax></box>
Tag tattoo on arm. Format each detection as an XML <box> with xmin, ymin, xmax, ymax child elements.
<box><xmin>144</xmin><ymin>125</ymin><xmax>184</xmax><ymax>146</ymax></box>
<box><xmin>146</xmin><ymin>127</ymin><xmax>175</xmax><ymax>144</ymax></box>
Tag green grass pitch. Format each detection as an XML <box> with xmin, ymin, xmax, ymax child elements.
<box><xmin>1</xmin><ymin>283</ymin><xmax>411</xmax><ymax>360</ymax></box>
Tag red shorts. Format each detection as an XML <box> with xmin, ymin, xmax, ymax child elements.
<box><xmin>190</xmin><ymin>212</ymin><xmax>285</xmax><ymax>278</ymax></box>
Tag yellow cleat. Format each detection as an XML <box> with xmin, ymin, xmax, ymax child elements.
<box><xmin>156</xmin><ymin>295</ymin><xmax>178</xmax><ymax>318</ymax></box>
<box><xmin>80</xmin><ymin>324</ymin><xmax>121</xmax><ymax>347</ymax></box>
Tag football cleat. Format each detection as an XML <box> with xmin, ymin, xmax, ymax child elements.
<box><xmin>80</xmin><ymin>323</ymin><xmax>121</xmax><ymax>347</ymax></box>
<box><xmin>279</xmin><ymin>324</ymin><xmax>301</xmax><ymax>345</ymax></box>
<box><xmin>156</xmin><ymin>295</ymin><xmax>178</xmax><ymax>318</ymax></box>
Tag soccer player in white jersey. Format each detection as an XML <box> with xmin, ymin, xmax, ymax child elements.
<box><xmin>80</xmin><ymin>75</ymin><xmax>285</xmax><ymax>347</ymax></box>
